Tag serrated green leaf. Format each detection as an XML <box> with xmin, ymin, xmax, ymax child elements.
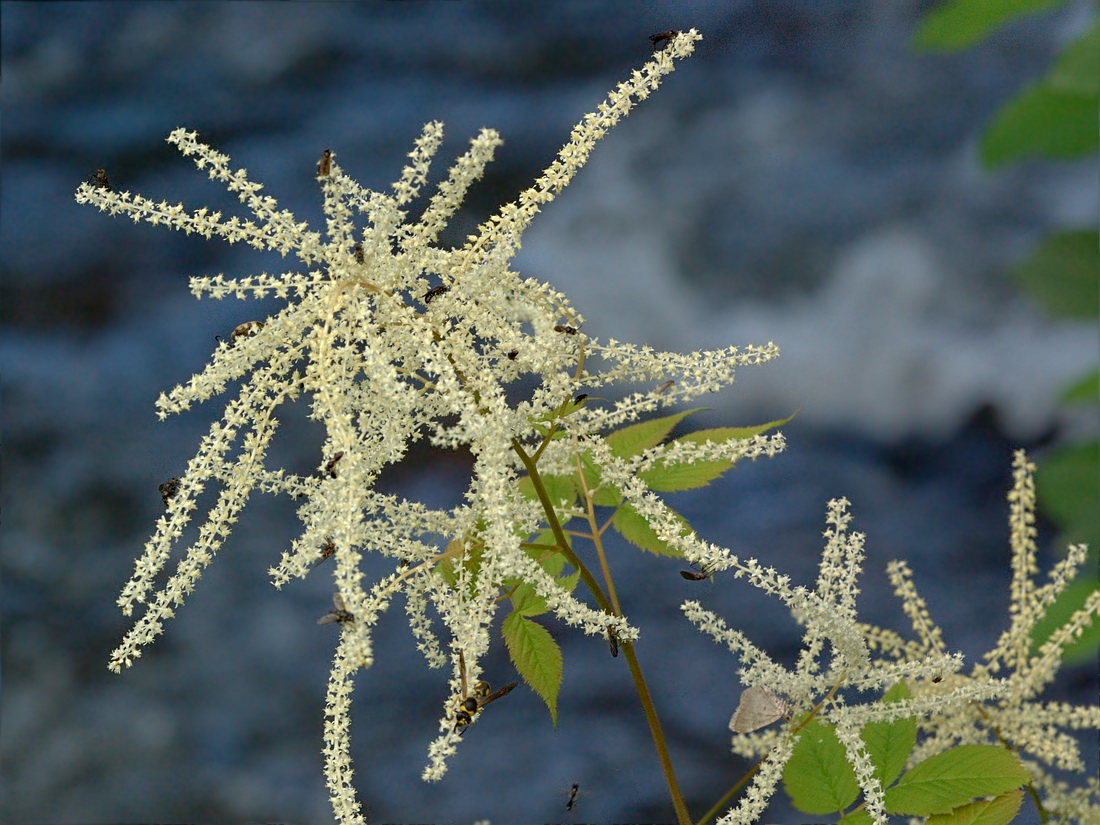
<box><xmin>926</xmin><ymin>789</ymin><xmax>1024</xmax><ymax>825</ymax></box>
<box><xmin>639</xmin><ymin>459</ymin><xmax>733</xmax><ymax>492</ymax></box>
<box><xmin>502</xmin><ymin>612</ymin><xmax>563</xmax><ymax>726</ymax></box>
<box><xmin>1014</xmin><ymin>231</ymin><xmax>1100</xmax><ymax>319</ymax></box>
<box><xmin>860</xmin><ymin>682</ymin><xmax>917</xmax><ymax>788</ymax></box>
<box><xmin>604</xmin><ymin>408</ymin><xmax>703</xmax><ymax>458</ymax></box>
<box><xmin>981</xmin><ymin>83</ymin><xmax>1098</xmax><ymax>167</ymax></box>
<box><xmin>885</xmin><ymin>744</ymin><xmax>1030</xmax><ymax>816</ymax></box>
<box><xmin>510</xmin><ymin>582</ymin><xmax>548</xmax><ymax>616</ymax></box>
<box><xmin>673</xmin><ymin>414</ymin><xmax>794</xmax><ymax>447</ymax></box>
<box><xmin>612</xmin><ymin>502</ymin><xmax>689</xmax><ymax>558</ymax></box>
<box><xmin>783</xmin><ymin>719</ymin><xmax>861</xmax><ymax>814</ymax></box>
<box><xmin>640</xmin><ymin>414</ymin><xmax>795</xmax><ymax>492</ymax></box>
<box><xmin>913</xmin><ymin>0</ymin><xmax>1067</xmax><ymax>52</ymax></box>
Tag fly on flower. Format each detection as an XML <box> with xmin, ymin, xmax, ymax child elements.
<box><xmin>649</xmin><ymin>30</ymin><xmax>680</xmax><ymax>51</ymax></box>
<box><xmin>88</xmin><ymin>168</ymin><xmax>111</xmax><ymax>190</ymax></box>
<box><xmin>317</xmin><ymin>592</ymin><xmax>354</xmax><ymax>625</ymax></box>
<box><xmin>323</xmin><ymin>452</ymin><xmax>345</xmax><ymax>478</ymax></box>
<box><xmin>679</xmin><ymin>566</ymin><xmax>709</xmax><ymax>581</ymax></box>
<box><xmin>317</xmin><ymin>148</ymin><xmax>333</xmax><ymax>178</ymax></box>
<box><xmin>310</xmin><ymin>539</ymin><xmax>336</xmax><ymax>569</ymax></box>
<box><xmin>158</xmin><ymin>477</ymin><xmax>179</xmax><ymax>508</ymax></box>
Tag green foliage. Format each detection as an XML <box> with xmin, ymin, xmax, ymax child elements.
<box><xmin>1013</xmin><ymin>230</ymin><xmax>1100</xmax><ymax>319</ymax></box>
<box><xmin>784</xmin><ymin>719</ymin><xmax>861</xmax><ymax>813</ymax></box>
<box><xmin>913</xmin><ymin>0</ymin><xmax>1069</xmax><ymax>51</ymax></box>
<box><xmin>885</xmin><ymin>745</ymin><xmax>1030</xmax><ymax>816</ymax></box>
<box><xmin>1032</xmin><ymin>439</ymin><xmax>1100</xmax><ymax>663</ymax></box>
<box><xmin>979</xmin><ymin>20</ymin><xmax>1100</xmax><ymax>166</ymax></box>
<box><xmin>785</xmin><ymin>683</ymin><xmax>1031</xmax><ymax>822</ymax></box>
<box><xmin>612</xmin><ymin>501</ymin><xmax>693</xmax><ymax>557</ymax></box>
<box><xmin>926</xmin><ymin>790</ymin><xmax>1024</xmax><ymax>825</ymax></box>
<box><xmin>640</xmin><ymin>416</ymin><xmax>795</xmax><ymax>492</ymax></box>
<box><xmin>508</xmin><ymin>410</ymin><xmax>792</xmax><ymax>724</ymax></box>
<box><xmin>859</xmin><ymin>682</ymin><xmax>918</xmax><ymax>788</ymax></box>
<box><xmin>502</xmin><ymin>611</ymin><xmax>563</xmax><ymax>726</ymax></box>
<box><xmin>1061</xmin><ymin>370</ymin><xmax>1099</xmax><ymax>404</ymax></box>
<box><xmin>605</xmin><ymin>407</ymin><xmax>702</xmax><ymax>458</ymax></box>
<box><xmin>918</xmin><ymin>0</ymin><xmax>1100</xmax><ymax>674</ymax></box>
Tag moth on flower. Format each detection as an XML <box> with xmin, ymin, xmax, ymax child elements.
<box><xmin>729</xmin><ymin>686</ymin><xmax>790</xmax><ymax>733</ymax></box>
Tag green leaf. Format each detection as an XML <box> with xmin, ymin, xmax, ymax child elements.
<box><xmin>860</xmin><ymin>682</ymin><xmax>917</xmax><ymax>788</ymax></box>
<box><xmin>1048</xmin><ymin>22</ymin><xmax>1100</xmax><ymax>97</ymax></box>
<box><xmin>1036</xmin><ymin>440</ymin><xmax>1100</xmax><ymax>529</ymax></box>
<box><xmin>523</xmin><ymin>530</ymin><xmax>570</xmax><ymax>576</ymax></box>
<box><xmin>510</xmin><ymin>581</ymin><xmax>548</xmax><ymax>616</ymax></box>
<box><xmin>502</xmin><ymin>612</ymin><xmax>563</xmax><ymax>726</ymax></box>
<box><xmin>640</xmin><ymin>414</ymin><xmax>795</xmax><ymax>492</ymax></box>
<box><xmin>1061</xmin><ymin>370</ymin><xmax>1099</xmax><ymax>404</ymax></box>
<box><xmin>518</xmin><ymin>471</ymin><xmax>579</xmax><ymax>512</ymax></box>
<box><xmin>926</xmin><ymin>789</ymin><xmax>1024</xmax><ymax>825</ymax></box>
<box><xmin>885</xmin><ymin>744</ymin><xmax>1030</xmax><ymax>816</ymax></box>
<box><xmin>981</xmin><ymin>83</ymin><xmax>1098</xmax><ymax>167</ymax></box>
<box><xmin>783</xmin><ymin>719</ymin><xmax>860</xmax><ymax>814</ymax></box>
<box><xmin>1013</xmin><ymin>231</ymin><xmax>1100</xmax><ymax>319</ymax></box>
<box><xmin>578</xmin><ymin>450</ymin><xmax>622</xmax><ymax>507</ymax></box>
<box><xmin>913</xmin><ymin>0</ymin><xmax>1068</xmax><ymax>52</ymax></box>
<box><xmin>1029</xmin><ymin>572</ymin><xmax>1100</xmax><ymax>665</ymax></box>
<box><xmin>673</xmin><ymin>414</ymin><xmax>794</xmax><ymax>447</ymax></box>
<box><xmin>612</xmin><ymin>501</ymin><xmax>690</xmax><ymax>558</ymax></box>
<box><xmin>837</xmin><ymin>811</ymin><xmax>874</xmax><ymax>825</ymax></box>
<box><xmin>604</xmin><ymin>408</ymin><xmax>702</xmax><ymax>458</ymax></box>
<box><xmin>638</xmin><ymin>458</ymin><xmax>733</xmax><ymax>492</ymax></box>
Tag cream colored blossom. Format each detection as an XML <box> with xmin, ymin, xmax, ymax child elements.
<box><xmin>76</xmin><ymin>29</ymin><xmax>787</xmax><ymax>823</ymax></box>
<box><xmin>688</xmin><ymin>450</ymin><xmax>1097</xmax><ymax>821</ymax></box>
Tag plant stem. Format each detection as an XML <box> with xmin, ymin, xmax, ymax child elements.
<box><xmin>512</xmin><ymin>436</ymin><xmax>692</xmax><ymax>825</ymax></box>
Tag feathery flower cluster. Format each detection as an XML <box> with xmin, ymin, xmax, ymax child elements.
<box><xmin>685</xmin><ymin>451</ymin><xmax>1097</xmax><ymax>823</ymax></box>
<box><xmin>76</xmin><ymin>29</ymin><xmax>788</xmax><ymax>820</ymax></box>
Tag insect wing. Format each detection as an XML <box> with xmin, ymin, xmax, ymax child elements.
<box><xmin>729</xmin><ymin>686</ymin><xmax>788</xmax><ymax>733</ymax></box>
<box><xmin>479</xmin><ymin>680</ymin><xmax>517</xmax><ymax>708</ymax></box>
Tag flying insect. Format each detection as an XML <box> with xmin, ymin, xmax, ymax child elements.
<box><xmin>317</xmin><ymin>592</ymin><xmax>354</xmax><ymax>625</ymax></box>
<box><xmin>648</xmin><ymin>30</ymin><xmax>680</xmax><ymax>50</ymax></box>
<box><xmin>453</xmin><ymin>650</ymin><xmax>517</xmax><ymax>732</ymax></box>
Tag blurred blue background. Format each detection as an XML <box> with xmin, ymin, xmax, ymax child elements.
<box><xmin>2</xmin><ymin>2</ymin><xmax>1096</xmax><ymax>824</ymax></box>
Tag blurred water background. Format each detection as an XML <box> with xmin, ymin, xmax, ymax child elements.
<box><xmin>2</xmin><ymin>2</ymin><xmax>1096</xmax><ymax>824</ymax></box>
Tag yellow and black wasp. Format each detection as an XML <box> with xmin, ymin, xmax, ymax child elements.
<box><xmin>452</xmin><ymin>650</ymin><xmax>517</xmax><ymax>732</ymax></box>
